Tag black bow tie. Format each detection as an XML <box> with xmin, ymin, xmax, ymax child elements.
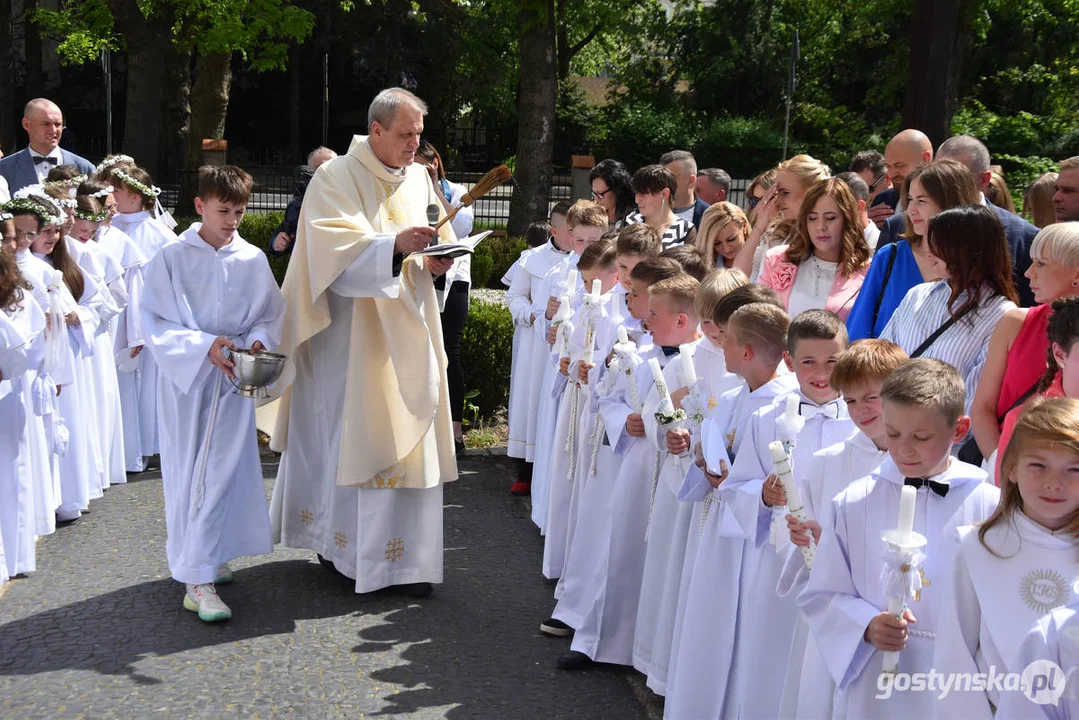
<box><xmin>33</xmin><ymin>155</ymin><xmax>58</xmax><ymax>165</ymax></box>
<box><xmin>660</xmin><ymin>346</ymin><xmax>680</xmax><ymax>357</ymax></box>
<box><xmin>904</xmin><ymin>477</ymin><xmax>950</xmax><ymax>497</ymax></box>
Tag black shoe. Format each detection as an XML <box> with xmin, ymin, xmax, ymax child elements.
<box><xmin>540</xmin><ymin>617</ymin><xmax>573</xmax><ymax>637</ymax></box>
<box><xmin>557</xmin><ymin>651</ymin><xmax>593</xmax><ymax>670</ymax></box>
<box><xmin>317</xmin><ymin>554</ymin><xmax>348</xmax><ymax>579</ymax></box>
<box><xmin>455</xmin><ymin>438</ymin><xmax>466</xmax><ymax>456</ymax></box>
<box><xmin>392</xmin><ymin>582</ymin><xmax>433</xmax><ymax>597</ymax></box>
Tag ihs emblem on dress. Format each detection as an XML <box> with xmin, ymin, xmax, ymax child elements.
<box><xmin>1021</xmin><ymin>568</ymin><xmax>1070</xmax><ymax>614</ymax></box>
<box><xmin>385</xmin><ymin>538</ymin><xmax>406</xmax><ymax>562</ymax></box>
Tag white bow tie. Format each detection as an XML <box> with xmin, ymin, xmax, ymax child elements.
<box><xmin>799</xmin><ymin>401</ymin><xmax>839</xmax><ymax>420</ymax></box>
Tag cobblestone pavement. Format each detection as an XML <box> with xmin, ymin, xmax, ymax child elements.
<box><xmin>0</xmin><ymin>454</ymin><xmax>657</xmax><ymax>719</ymax></box>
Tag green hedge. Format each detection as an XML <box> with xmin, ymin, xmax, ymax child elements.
<box><xmin>471</xmin><ymin>234</ymin><xmax>528</xmax><ymax>290</ymax></box>
<box><xmin>461</xmin><ymin>298</ymin><xmax>513</xmax><ymax>418</ymax></box>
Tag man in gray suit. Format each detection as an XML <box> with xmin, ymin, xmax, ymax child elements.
<box><xmin>0</xmin><ymin>98</ymin><xmax>96</xmax><ymax>193</ymax></box>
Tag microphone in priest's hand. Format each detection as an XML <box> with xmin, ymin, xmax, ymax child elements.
<box><xmin>426</xmin><ymin>204</ymin><xmax>440</xmax><ymax>247</ymax></box>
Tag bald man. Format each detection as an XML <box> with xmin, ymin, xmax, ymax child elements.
<box><xmin>868</xmin><ymin>129</ymin><xmax>934</xmax><ymax>226</ymax></box>
<box><xmin>0</xmin><ymin>99</ymin><xmax>96</xmax><ymax>193</ymax></box>
<box><xmin>872</xmin><ymin>129</ymin><xmax>935</xmax><ymax>248</ymax></box>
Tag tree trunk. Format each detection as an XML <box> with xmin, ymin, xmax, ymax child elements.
<box><xmin>22</xmin><ymin>0</ymin><xmax>43</xmax><ymax>97</ymax></box>
<box><xmin>158</xmin><ymin>44</ymin><xmax>192</xmax><ymax>178</ymax></box>
<box><xmin>507</xmin><ymin>0</ymin><xmax>557</xmax><ymax>237</ymax></box>
<box><xmin>178</xmin><ymin>50</ymin><xmax>232</xmax><ymax>212</ymax></box>
<box><xmin>106</xmin><ymin>0</ymin><xmax>168</xmax><ymax>172</ymax></box>
<box><xmin>121</xmin><ymin>45</ymin><xmax>166</xmax><ymax>173</ymax></box>
<box><xmin>0</xmin><ymin>0</ymin><xmax>14</xmax><ymax>153</ymax></box>
<box><xmin>288</xmin><ymin>45</ymin><xmax>301</xmax><ymax>163</ymax></box>
<box><xmin>902</xmin><ymin>0</ymin><xmax>970</xmax><ymax>148</ymax></box>
<box><xmin>556</xmin><ymin>0</ymin><xmax>569</xmax><ymax>80</ymax></box>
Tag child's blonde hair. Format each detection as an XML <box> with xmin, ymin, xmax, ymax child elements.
<box><xmin>830</xmin><ymin>339</ymin><xmax>909</xmax><ymax>395</ymax></box>
<box><xmin>694</xmin><ymin>267</ymin><xmax>748</xmax><ymax>322</ymax></box>
<box><xmin>881</xmin><ymin>358</ymin><xmax>965</xmax><ymax>425</ymax></box>
<box><xmin>728</xmin><ymin>303</ymin><xmax>790</xmax><ymax>366</ymax></box>
<box><xmin>981</xmin><ymin>397</ymin><xmax>1079</xmax><ymax>552</ymax></box>
<box><xmin>565</xmin><ymin>199</ymin><xmax>609</xmax><ymax>230</ymax></box>
<box><xmin>648</xmin><ymin>273</ymin><xmax>701</xmax><ymax>317</ymax></box>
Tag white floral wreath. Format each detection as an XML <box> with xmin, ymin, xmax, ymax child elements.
<box><xmin>111</xmin><ymin>169</ymin><xmax>162</xmax><ymax>200</ymax></box>
<box><xmin>95</xmin><ymin>155</ymin><xmax>134</xmax><ymax>174</ymax></box>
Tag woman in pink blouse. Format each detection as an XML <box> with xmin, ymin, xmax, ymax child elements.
<box><xmin>758</xmin><ymin>178</ymin><xmax>872</xmax><ymax>320</ymax></box>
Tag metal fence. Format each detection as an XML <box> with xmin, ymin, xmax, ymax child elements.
<box><xmin>159</xmin><ymin>164</ymin><xmax>757</xmax><ymax>229</ymax></box>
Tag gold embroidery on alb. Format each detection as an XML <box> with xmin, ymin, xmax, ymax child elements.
<box><xmin>1020</xmin><ymin>568</ymin><xmax>1070</xmax><ymax>615</ymax></box>
<box><xmin>385</xmin><ymin>538</ymin><xmax>406</xmax><ymax>562</ymax></box>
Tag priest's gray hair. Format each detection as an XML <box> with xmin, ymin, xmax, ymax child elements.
<box><xmin>368</xmin><ymin>88</ymin><xmax>428</xmax><ymax>131</ymax></box>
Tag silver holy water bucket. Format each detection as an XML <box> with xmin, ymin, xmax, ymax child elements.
<box><xmin>222</xmin><ymin>347</ymin><xmax>287</xmax><ymax>398</ymax></box>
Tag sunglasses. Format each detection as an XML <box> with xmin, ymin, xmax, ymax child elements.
<box><xmin>869</xmin><ymin>172</ymin><xmax>888</xmax><ymax>191</ymax></box>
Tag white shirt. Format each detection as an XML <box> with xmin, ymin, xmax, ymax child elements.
<box><xmin>30</xmin><ymin>147</ymin><xmax>63</xmax><ymax>183</ymax></box>
<box><xmin>788</xmin><ymin>256</ymin><xmax>839</xmax><ymax>317</ymax></box>
<box><xmin>863</xmin><ymin>221</ymin><xmax>881</xmax><ymax>250</ymax></box>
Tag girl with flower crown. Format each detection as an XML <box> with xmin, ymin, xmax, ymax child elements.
<box><xmin>7</xmin><ymin>189</ymin><xmax>103</xmax><ymax>523</ymax></box>
<box><xmin>758</xmin><ymin>178</ymin><xmax>872</xmax><ymax>321</ymax></box>
<box><xmin>100</xmin><ymin>162</ymin><xmax>176</xmax><ymax>472</ymax></box>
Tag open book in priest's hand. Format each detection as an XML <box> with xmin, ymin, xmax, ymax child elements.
<box><xmin>409</xmin><ymin>230</ymin><xmax>493</xmax><ymax>259</ymax></box>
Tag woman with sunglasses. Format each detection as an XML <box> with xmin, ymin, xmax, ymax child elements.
<box><xmin>588</xmin><ymin>159</ymin><xmax>636</xmax><ymax>225</ymax></box>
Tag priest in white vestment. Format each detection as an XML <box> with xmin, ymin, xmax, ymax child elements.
<box><xmin>268</xmin><ymin>88</ymin><xmax>458</xmax><ymax>596</ymax></box>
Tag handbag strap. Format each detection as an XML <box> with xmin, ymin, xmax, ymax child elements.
<box><xmin>998</xmin><ymin>378</ymin><xmax>1041</xmax><ymax>424</ymax></box>
<box><xmin>910</xmin><ymin>303</ymin><xmax>976</xmax><ymax>358</ymax></box>
<box><xmin>871</xmin><ymin>243</ymin><xmax>899</xmax><ymax>332</ymax></box>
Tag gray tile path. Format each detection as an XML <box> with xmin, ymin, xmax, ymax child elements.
<box><xmin>0</xmin><ymin>455</ymin><xmax>656</xmax><ymax>719</ymax></box>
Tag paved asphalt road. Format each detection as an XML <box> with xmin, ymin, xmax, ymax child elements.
<box><xmin>0</xmin><ymin>454</ymin><xmax>657</xmax><ymax>719</ymax></box>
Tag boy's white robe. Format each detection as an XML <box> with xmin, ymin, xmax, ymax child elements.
<box><xmin>15</xmin><ymin>252</ymin><xmax>67</xmax><ymax>529</ymax></box>
<box><xmin>31</xmin><ymin>253</ymin><xmax>106</xmax><ymax>516</ymax></box>
<box><xmin>661</xmin><ymin>372</ymin><xmax>797</xmax><ymax>714</ymax></box>
<box><xmin>112</xmin><ymin>210</ymin><xmax>177</xmax><ymax>468</ymax></box>
<box><xmin>67</xmin><ymin>237</ymin><xmax>128</xmax><ymax>489</ymax></box>
<box><xmin>553</xmin><ymin>334</ymin><xmax>659</xmax><ymax>660</ymax></box>
<box><xmin>996</xmin><ymin>600</ymin><xmax>1079</xmax><ymax>720</ymax></box>
<box><xmin>798</xmin><ymin>458</ymin><xmax>1000</xmax><ymax>719</ymax></box>
<box><xmin>718</xmin><ymin>388</ymin><xmax>854</xmax><ymax>719</ymax></box>
<box><xmin>507</xmin><ymin>240</ymin><xmax>570</xmax><ymax>461</ymax></box>
<box><xmin>141</xmin><ymin>226</ymin><xmax>284</xmax><ymax>585</ymax></box>
<box><xmin>0</xmin><ymin>309</ymin><xmax>31</xmax><ymax>577</ymax></box>
<box><xmin>529</xmin><ymin>253</ymin><xmax>579</xmax><ymax>532</ymax></box>
<box><xmin>775</xmin><ymin>430</ymin><xmax>888</xmax><ymax>720</ymax></box>
<box><xmin>932</xmin><ymin>511</ymin><xmax>1079</xmax><ymax>720</ymax></box>
<box><xmin>541</xmin><ymin>286</ymin><xmax>592</xmax><ymax>581</ymax></box>
<box><xmin>551</xmin><ymin>286</ymin><xmax>634</xmax><ymax>600</ymax></box>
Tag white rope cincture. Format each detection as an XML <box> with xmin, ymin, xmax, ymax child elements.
<box><xmin>644</xmin><ymin>450</ymin><xmax>663</xmax><ymax>542</ymax></box>
<box><xmin>190</xmin><ymin>369</ymin><xmax>225</xmax><ymax>516</ymax></box>
<box><xmin>700</xmin><ymin>490</ymin><xmax>716</xmax><ymax>537</ymax></box>
<box><xmin>565</xmin><ymin>382</ymin><xmax>581</xmax><ymax>481</ymax></box>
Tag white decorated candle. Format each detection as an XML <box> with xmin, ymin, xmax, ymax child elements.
<box><xmin>617</xmin><ymin>325</ymin><xmax>629</xmax><ymax>345</ymax></box>
<box><xmin>649</xmin><ymin>357</ymin><xmax>675</xmax><ymax>415</ymax></box>
<box><xmin>679</xmin><ymin>343</ymin><xmax>697</xmax><ymax>387</ymax></box>
<box><xmin>589</xmin><ymin>278</ymin><xmax>601</xmax><ymax>301</ymax></box>
<box><xmin>897</xmin><ymin>485</ymin><xmax>917</xmax><ymax>536</ymax></box>
<box><xmin>566</xmin><ymin>269</ymin><xmax>579</xmax><ymax>293</ymax></box>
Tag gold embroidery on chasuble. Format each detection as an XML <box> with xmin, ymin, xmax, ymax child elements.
<box><xmin>334</xmin><ymin>532</ymin><xmax>349</xmax><ymax>549</ymax></box>
<box><xmin>299</xmin><ymin>509</ymin><xmax>314</xmax><ymax>526</ymax></box>
<box><xmin>385</xmin><ymin>538</ymin><xmax>406</xmax><ymax>562</ymax></box>
<box><xmin>708</xmin><ymin>395</ymin><xmax>718</xmax><ymax>411</ymax></box>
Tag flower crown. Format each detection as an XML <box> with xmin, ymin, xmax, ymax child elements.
<box><xmin>95</xmin><ymin>155</ymin><xmax>134</xmax><ymax>174</ymax></box>
<box><xmin>87</xmin><ymin>185</ymin><xmax>115</xmax><ymax>199</ymax></box>
<box><xmin>111</xmin><ymin>169</ymin><xmax>161</xmax><ymax>200</ymax></box>
<box><xmin>2</xmin><ymin>197</ymin><xmax>62</xmax><ymax>228</ymax></box>
<box><xmin>0</xmin><ymin>212</ymin><xmax>12</xmax><ymax>222</ymax></box>
<box><xmin>44</xmin><ymin>174</ymin><xmax>87</xmax><ymax>189</ymax></box>
<box><xmin>73</xmin><ymin>208</ymin><xmax>107</xmax><ymax>223</ymax></box>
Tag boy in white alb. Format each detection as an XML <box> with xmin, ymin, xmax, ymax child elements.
<box><xmin>778</xmin><ymin>339</ymin><xmax>907</xmax><ymax>719</ymax></box>
<box><xmin>662</xmin><ymin>288</ymin><xmax>795</xmax><ymax>715</ymax></box>
<box><xmin>540</xmin><ymin>236</ymin><xmax>617</xmax><ymax>587</ymax></box>
<box><xmin>506</xmin><ymin>203</ymin><xmax>571</xmax><ymax>495</ymax></box>
<box><xmin>141</xmin><ymin>166</ymin><xmax>284</xmax><ymax>622</ymax></box>
<box><xmin>798</xmin><ymin>358</ymin><xmax>1000</xmax><ymax>719</ymax></box>
<box><xmin>529</xmin><ymin>201</ymin><xmax>607</xmax><ymax>535</ymax></box>
<box><xmin>553</xmin><ymin>266</ymin><xmax>694</xmax><ymax>669</ymax></box>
